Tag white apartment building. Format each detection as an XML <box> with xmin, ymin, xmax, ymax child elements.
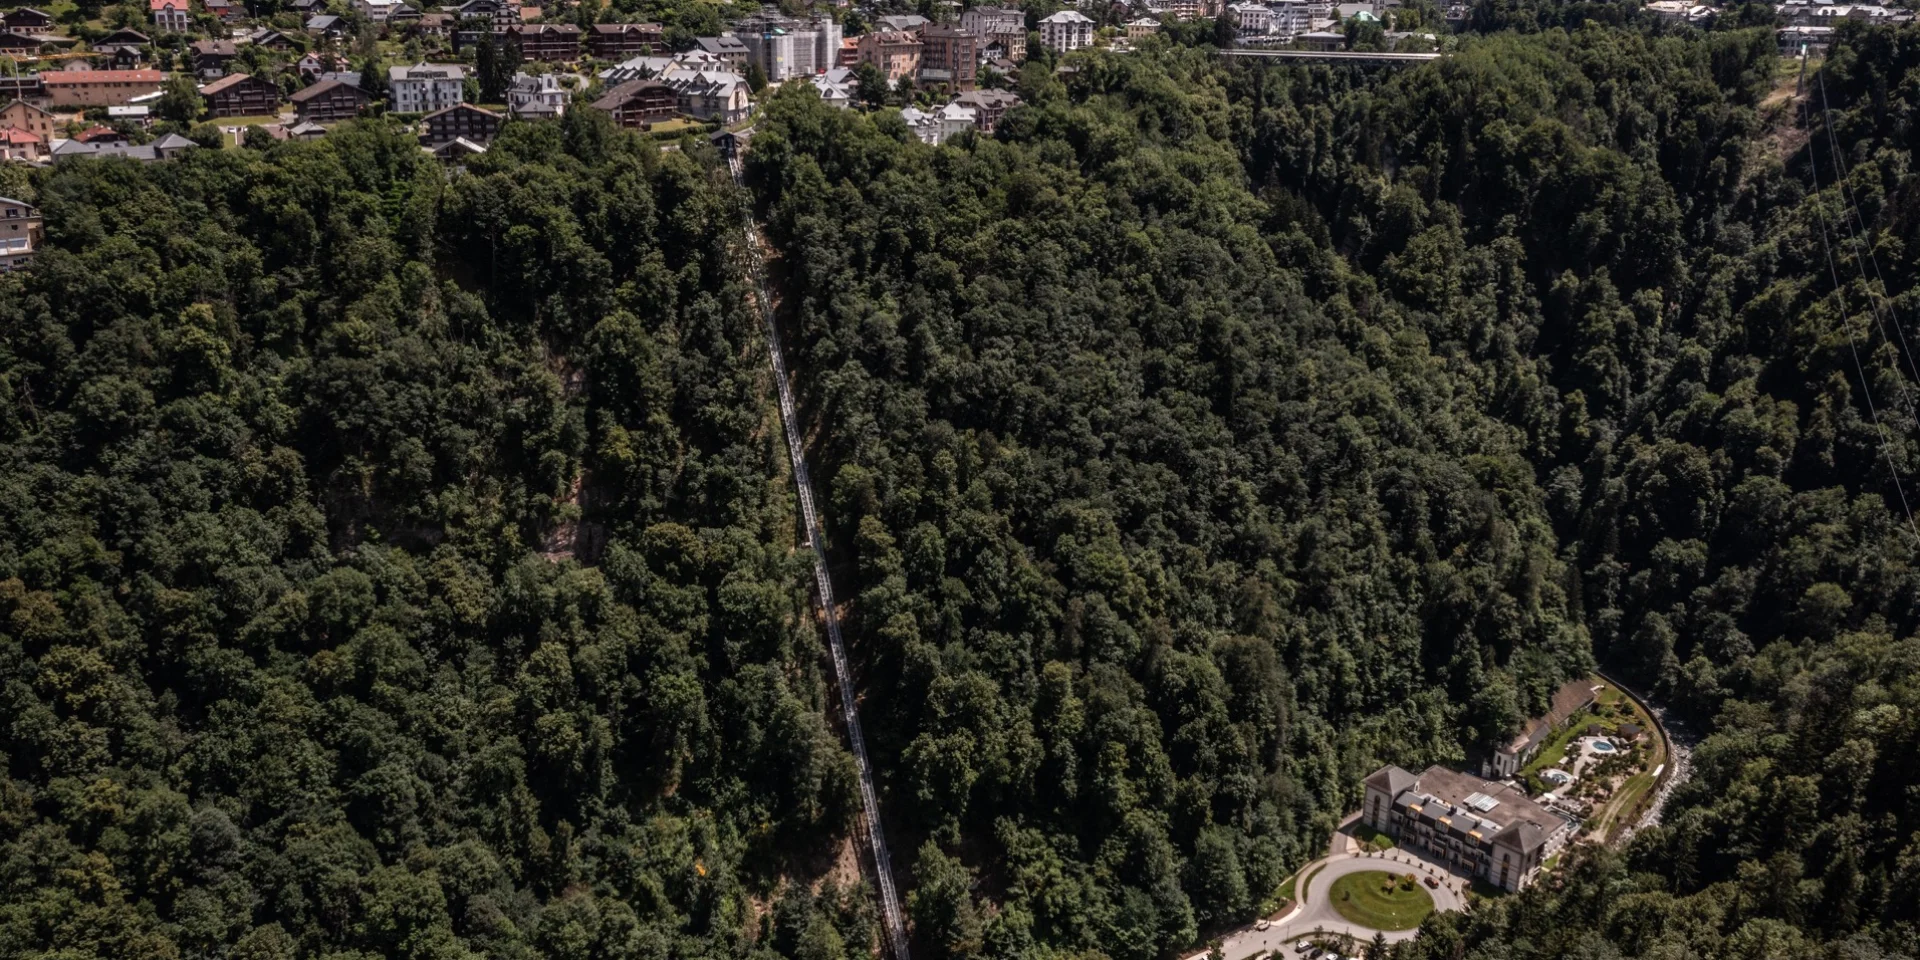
<box><xmin>1038</xmin><ymin>10</ymin><xmax>1094</xmax><ymax>52</ymax></box>
<box><xmin>961</xmin><ymin>5</ymin><xmax>1027</xmax><ymax>61</ymax></box>
<box><xmin>899</xmin><ymin>102</ymin><xmax>976</xmax><ymax>145</ymax></box>
<box><xmin>1271</xmin><ymin>0</ymin><xmax>1311</xmax><ymax>34</ymax></box>
<box><xmin>150</xmin><ymin>0</ymin><xmax>190</xmax><ymax>32</ymax></box>
<box><xmin>353</xmin><ymin>0</ymin><xmax>401</xmax><ymax>21</ymax></box>
<box><xmin>508</xmin><ymin>72</ymin><xmax>567</xmax><ymax>119</ymax></box>
<box><xmin>961</xmin><ymin>5</ymin><xmax>1025</xmax><ymax>37</ymax></box>
<box><xmin>1230</xmin><ymin>2</ymin><xmax>1273</xmax><ymax>32</ymax></box>
<box><xmin>389</xmin><ymin>63</ymin><xmax>467</xmax><ymax>114</ymax></box>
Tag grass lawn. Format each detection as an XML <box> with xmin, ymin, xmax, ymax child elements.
<box><xmin>647</xmin><ymin>118</ymin><xmax>704</xmax><ymax>137</ymax></box>
<box><xmin>1327</xmin><ymin>871</ymin><xmax>1434</xmax><ymax>931</ymax></box>
<box><xmin>213</xmin><ymin>114</ymin><xmax>291</xmax><ymax>127</ymax></box>
<box><xmin>1352</xmin><ymin>822</ymin><xmax>1397</xmax><ymax>850</ymax></box>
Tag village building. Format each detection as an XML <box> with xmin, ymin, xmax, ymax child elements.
<box><xmin>0</xmin><ymin>99</ymin><xmax>56</xmax><ymax>139</ymax></box>
<box><xmin>658</xmin><ymin>67</ymin><xmax>748</xmax><ymax>122</ymax></box>
<box><xmin>900</xmin><ymin>101</ymin><xmax>975</xmax><ymax>144</ymax></box>
<box><xmin>101</xmin><ymin>45</ymin><xmax>145</xmax><ymax>69</ymax></box>
<box><xmin>414</xmin><ymin>12</ymin><xmax>454</xmax><ymax>36</ymax></box>
<box><xmin>100</xmin><ymin>27</ymin><xmax>153</xmax><ymax>48</ymax></box>
<box><xmin>951</xmin><ymin>88</ymin><xmax>1020</xmax><ymax>133</ymax></box>
<box><xmin>587</xmin><ymin>22</ymin><xmax>664</xmax><ymax>59</ymax></box>
<box><xmin>306</xmin><ymin>15</ymin><xmax>347</xmax><ymax>38</ymax></box>
<box><xmin>203</xmin><ymin>0</ymin><xmax>245</xmax><ymax>21</ymax></box>
<box><xmin>589</xmin><ymin>78</ymin><xmax>676</xmax><ymax>129</ymax></box>
<box><xmin>428</xmin><ymin>136</ymin><xmax>487</xmax><ymax>161</ymax></box>
<box><xmin>450</xmin><ymin>0</ymin><xmax>519</xmax><ymax>25</ymax></box>
<box><xmin>2</xmin><ymin>7</ymin><xmax>53</xmax><ymax>32</ymax></box>
<box><xmin>190</xmin><ymin>39</ymin><xmax>238</xmax><ymax>80</ymax></box>
<box><xmin>353</xmin><ymin>0</ymin><xmax>404</xmax><ymax>21</ymax></box>
<box><xmin>249</xmin><ymin>28</ymin><xmax>299</xmax><ymax>50</ymax></box>
<box><xmin>0</xmin><ymin>196</ymin><xmax>41</xmax><ymax>272</ymax></box>
<box><xmin>1271</xmin><ymin>0</ymin><xmax>1312</xmax><ymax>33</ymax></box>
<box><xmin>290</xmin><ymin>78</ymin><xmax>370</xmax><ymax>122</ymax></box>
<box><xmin>0</xmin><ymin>31</ymin><xmax>53</xmax><ymax>55</ymax></box>
<box><xmin>41</xmin><ymin>69</ymin><xmax>166</xmax><ymax>107</ymax></box>
<box><xmin>150</xmin><ymin>0</ymin><xmax>190</xmax><ymax>32</ymax></box>
<box><xmin>691</xmin><ymin>35</ymin><xmax>749</xmax><ymax>67</ymax></box>
<box><xmin>390</xmin><ymin>63</ymin><xmax>466</xmax><ymax>114</ymax></box>
<box><xmin>501</xmin><ymin>23</ymin><xmax>581</xmax><ymax>61</ymax></box>
<box><xmin>812</xmin><ymin>67</ymin><xmax>855</xmax><ymax>108</ymax></box>
<box><xmin>918</xmin><ymin>24</ymin><xmax>977</xmax><ymax>90</ymax></box>
<box><xmin>961</xmin><ymin>3</ymin><xmax>1026</xmax><ymax>58</ymax></box>
<box><xmin>875</xmin><ymin>13</ymin><xmax>929</xmax><ymax>33</ymax></box>
<box><xmin>0</xmin><ymin>127</ymin><xmax>47</xmax><ymax>162</ymax></box>
<box><xmin>1485</xmin><ymin>679</ymin><xmax>1600</xmax><ymax>779</ymax></box>
<box><xmin>200</xmin><ymin>73</ymin><xmax>282</xmax><ymax>118</ymax></box>
<box><xmin>1038</xmin><ymin>10</ymin><xmax>1095</xmax><ymax>52</ymax></box>
<box><xmin>856</xmin><ymin>30</ymin><xmax>921</xmax><ymax>83</ymax></box>
<box><xmin>507</xmin><ymin>72</ymin><xmax>567</xmax><ymax>119</ymax></box>
<box><xmin>49</xmin><ymin>132</ymin><xmax>196</xmax><ymax>161</ymax></box>
<box><xmin>420</xmin><ymin>102</ymin><xmax>501</xmax><ymax>146</ymax></box>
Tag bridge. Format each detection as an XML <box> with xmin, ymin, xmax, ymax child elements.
<box><xmin>1221</xmin><ymin>48</ymin><xmax>1444</xmax><ymax>63</ymax></box>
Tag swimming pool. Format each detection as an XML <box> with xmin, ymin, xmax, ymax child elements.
<box><xmin>1589</xmin><ymin>740</ymin><xmax>1617</xmax><ymax>754</ymax></box>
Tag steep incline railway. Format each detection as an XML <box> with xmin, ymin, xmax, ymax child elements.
<box><xmin>726</xmin><ymin>152</ymin><xmax>912</xmax><ymax>960</ymax></box>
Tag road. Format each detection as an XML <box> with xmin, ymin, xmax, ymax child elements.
<box><xmin>1220</xmin><ymin>49</ymin><xmax>1443</xmax><ymax>63</ymax></box>
<box><xmin>1191</xmin><ymin>852</ymin><xmax>1467</xmax><ymax>960</ymax></box>
<box><xmin>728</xmin><ymin>154</ymin><xmax>912</xmax><ymax>960</ymax></box>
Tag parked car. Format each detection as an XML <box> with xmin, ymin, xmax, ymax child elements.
<box><xmin>1255</xmin><ymin>920</ymin><xmax>1271</xmax><ymax>931</ymax></box>
<box><xmin>1424</xmin><ymin>875</ymin><xmax>1440</xmax><ymax>889</ymax></box>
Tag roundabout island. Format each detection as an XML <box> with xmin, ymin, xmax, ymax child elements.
<box><xmin>1325</xmin><ymin>870</ymin><xmax>1435</xmax><ymax>931</ymax></box>
<box><xmin>1186</xmin><ymin>850</ymin><xmax>1466</xmax><ymax>960</ymax></box>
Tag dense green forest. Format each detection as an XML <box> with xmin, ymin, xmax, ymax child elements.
<box><xmin>743</xmin><ymin>20</ymin><xmax>1920</xmax><ymax>960</ymax></box>
<box><xmin>8</xmin><ymin>13</ymin><xmax>1920</xmax><ymax>960</ymax></box>
<box><xmin>0</xmin><ymin>117</ymin><xmax>873</xmax><ymax>959</ymax></box>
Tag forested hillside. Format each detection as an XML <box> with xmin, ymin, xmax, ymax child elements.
<box><xmin>746</xmin><ymin>22</ymin><xmax>1920</xmax><ymax>960</ymax></box>
<box><xmin>0</xmin><ymin>117</ymin><xmax>871</xmax><ymax>960</ymax></box>
<box><xmin>8</xmin><ymin>15</ymin><xmax>1920</xmax><ymax>960</ymax></box>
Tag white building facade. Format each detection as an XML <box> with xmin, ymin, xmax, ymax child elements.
<box><xmin>389</xmin><ymin>63</ymin><xmax>467</xmax><ymax>114</ymax></box>
<box><xmin>1230</xmin><ymin>2</ymin><xmax>1273</xmax><ymax>32</ymax></box>
<box><xmin>508</xmin><ymin>72</ymin><xmax>567</xmax><ymax>119</ymax></box>
<box><xmin>1038</xmin><ymin>10</ymin><xmax>1094</xmax><ymax>52</ymax></box>
<box><xmin>1270</xmin><ymin>0</ymin><xmax>1311</xmax><ymax>34</ymax></box>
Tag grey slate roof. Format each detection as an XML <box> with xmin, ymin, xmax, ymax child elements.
<box><xmin>1364</xmin><ymin>764</ymin><xmax>1418</xmax><ymax>798</ymax></box>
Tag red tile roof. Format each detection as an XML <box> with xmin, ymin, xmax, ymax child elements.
<box><xmin>41</xmin><ymin>69</ymin><xmax>166</xmax><ymax>84</ymax></box>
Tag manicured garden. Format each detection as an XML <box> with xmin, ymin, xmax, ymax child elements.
<box><xmin>1328</xmin><ymin>870</ymin><xmax>1435</xmax><ymax>931</ymax></box>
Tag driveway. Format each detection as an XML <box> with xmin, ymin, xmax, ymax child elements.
<box><xmin>1188</xmin><ymin>851</ymin><xmax>1467</xmax><ymax>960</ymax></box>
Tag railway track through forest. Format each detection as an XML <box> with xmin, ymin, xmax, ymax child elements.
<box><xmin>726</xmin><ymin>152</ymin><xmax>913</xmax><ymax>960</ymax></box>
